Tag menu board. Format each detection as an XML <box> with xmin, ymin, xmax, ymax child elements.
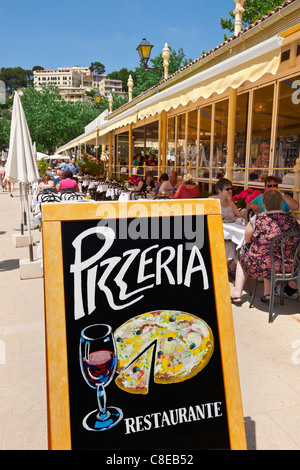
<box><xmin>42</xmin><ymin>199</ymin><xmax>246</xmax><ymax>452</ymax></box>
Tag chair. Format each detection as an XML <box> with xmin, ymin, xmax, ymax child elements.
<box><xmin>60</xmin><ymin>188</ymin><xmax>85</xmax><ymax>201</ymax></box>
<box><xmin>38</xmin><ymin>188</ymin><xmax>61</xmax><ymax>203</ymax></box>
<box><xmin>249</xmin><ymin>231</ymin><xmax>300</xmax><ymax>323</ymax></box>
<box><xmin>130</xmin><ymin>191</ymin><xmax>147</xmax><ymax>200</ymax></box>
<box><xmin>246</xmin><ymin>208</ymin><xmax>255</xmax><ymax>221</ymax></box>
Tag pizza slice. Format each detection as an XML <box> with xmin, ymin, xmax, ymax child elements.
<box><xmin>115</xmin><ymin>344</ymin><xmax>155</xmax><ymax>395</ymax></box>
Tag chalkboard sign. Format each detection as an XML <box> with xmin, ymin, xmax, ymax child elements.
<box><xmin>42</xmin><ymin>199</ymin><xmax>246</xmax><ymax>451</ymax></box>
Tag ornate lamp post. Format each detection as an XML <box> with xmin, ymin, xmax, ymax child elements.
<box><xmin>162</xmin><ymin>43</ymin><xmax>170</xmax><ymax>80</ymax></box>
<box><xmin>136</xmin><ymin>39</ymin><xmax>170</xmax><ymax>78</ymax></box>
<box><xmin>226</xmin><ymin>0</ymin><xmax>246</xmax><ymax>182</ymax></box>
<box><xmin>108</xmin><ymin>92</ymin><xmax>113</xmax><ymax>113</ymax></box>
<box><xmin>234</xmin><ymin>1</ymin><xmax>246</xmax><ymax>36</ymax></box>
<box><xmin>127</xmin><ymin>75</ymin><xmax>134</xmax><ymax>102</ymax></box>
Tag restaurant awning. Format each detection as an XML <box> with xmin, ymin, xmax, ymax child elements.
<box><xmin>135</xmin><ymin>35</ymin><xmax>283</xmax><ymax>121</ymax></box>
<box><xmin>100</xmin><ymin>35</ymin><xmax>282</xmax><ymax>130</ymax></box>
<box><xmin>57</xmin><ymin>35</ymin><xmax>283</xmax><ymax>151</ymax></box>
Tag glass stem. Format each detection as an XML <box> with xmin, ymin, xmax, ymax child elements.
<box><xmin>96</xmin><ymin>384</ymin><xmax>108</xmax><ymax>421</ymax></box>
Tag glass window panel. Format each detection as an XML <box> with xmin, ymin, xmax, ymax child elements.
<box><xmin>145</xmin><ymin>122</ymin><xmax>159</xmax><ymax>175</ymax></box>
<box><xmin>233</xmin><ymin>93</ymin><xmax>249</xmax><ymax>184</ymax></box>
<box><xmin>198</xmin><ymin>105</ymin><xmax>212</xmax><ymax>179</ymax></box>
<box><xmin>249</xmin><ymin>84</ymin><xmax>274</xmax><ymax>182</ymax></box>
<box><xmin>167</xmin><ymin>116</ymin><xmax>175</xmax><ymax>167</ymax></box>
<box><xmin>177</xmin><ymin>113</ymin><xmax>186</xmax><ymax>174</ymax></box>
<box><xmin>117</xmin><ymin>133</ymin><xmax>129</xmax><ymax>164</ymax></box>
<box><xmin>212</xmin><ymin>99</ymin><xmax>228</xmax><ymax>178</ymax></box>
<box><xmin>187</xmin><ymin>109</ymin><xmax>198</xmax><ymax>163</ymax></box>
<box><xmin>275</xmin><ymin>76</ymin><xmax>300</xmax><ymax>185</ymax></box>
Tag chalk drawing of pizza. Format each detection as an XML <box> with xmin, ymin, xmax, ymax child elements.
<box><xmin>114</xmin><ymin>310</ymin><xmax>214</xmax><ymax>394</ymax></box>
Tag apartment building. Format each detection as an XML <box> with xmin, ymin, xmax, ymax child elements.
<box><xmin>33</xmin><ymin>66</ymin><xmax>126</xmax><ymax>102</ymax></box>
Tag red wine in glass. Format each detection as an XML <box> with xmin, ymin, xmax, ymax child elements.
<box><xmin>82</xmin><ymin>350</ymin><xmax>116</xmax><ymax>387</ymax></box>
<box><xmin>80</xmin><ymin>324</ymin><xmax>123</xmax><ymax>431</ymax></box>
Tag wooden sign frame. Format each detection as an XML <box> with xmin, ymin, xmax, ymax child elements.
<box><xmin>42</xmin><ymin>199</ymin><xmax>246</xmax><ymax>450</ymax></box>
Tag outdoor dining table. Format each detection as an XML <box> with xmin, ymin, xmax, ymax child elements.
<box><xmin>222</xmin><ymin>220</ymin><xmax>246</xmax><ymax>251</ymax></box>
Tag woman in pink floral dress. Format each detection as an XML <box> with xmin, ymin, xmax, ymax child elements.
<box><xmin>231</xmin><ymin>190</ymin><xmax>300</xmax><ymax>306</ymax></box>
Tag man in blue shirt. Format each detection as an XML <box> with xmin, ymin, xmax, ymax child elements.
<box><xmin>67</xmin><ymin>157</ymin><xmax>80</xmax><ymax>176</ymax></box>
<box><xmin>246</xmin><ymin>175</ymin><xmax>299</xmax><ymax>214</ymax></box>
<box><xmin>59</xmin><ymin>159</ymin><xmax>69</xmax><ymax>171</ymax></box>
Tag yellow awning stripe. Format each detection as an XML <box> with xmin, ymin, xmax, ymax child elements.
<box><xmin>138</xmin><ymin>46</ymin><xmax>281</xmax><ymax>120</ymax></box>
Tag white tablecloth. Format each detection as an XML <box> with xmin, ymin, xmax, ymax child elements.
<box><xmin>223</xmin><ymin>221</ymin><xmax>246</xmax><ymax>250</ymax></box>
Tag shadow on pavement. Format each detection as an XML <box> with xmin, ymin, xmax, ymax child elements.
<box><xmin>0</xmin><ymin>259</ymin><xmax>20</xmax><ymax>271</ymax></box>
<box><xmin>244</xmin><ymin>416</ymin><xmax>256</xmax><ymax>450</ymax></box>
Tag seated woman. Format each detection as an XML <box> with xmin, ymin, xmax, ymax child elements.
<box><xmin>151</xmin><ymin>173</ymin><xmax>168</xmax><ymax>197</ymax></box>
<box><xmin>57</xmin><ymin>170</ymin><xmax>79</xmax><ymax>193</ymax></box>
<box><xmin>231</xmin><ymin>190</ymin><xmax>300</xmax><ymax>306</ymax></box>
<box><xmin>136</xmin><ymin>171</ymin><xmax>155</xmax><ymax>192</ymax></box>
<box><xmin>133</xmin><ymin>154</ymin><xmax>141</xmax><ymax>167</ymax></box>
<box><xmin>210</xmin><ymin>178</ymin><xmax>241</xmax><ymax>221</ymax></box>
<box><xmin>209</xmin><ymin>178</ymin><xmax>242</xmax><ymax>277</ymax></box>
<box><xmin>147</xmin><ymin>154</ymin><xmax>157</xmax><ymax>166</ymax></box>
<box><xmin>173</xmin><ymin>173</ymin><xmax>200</xmax><ymax>199</ymax></box>
<box><xmin>37</xmin><ymin>174</ymin><xmax>57</xmax><ymax>195</ymax></box>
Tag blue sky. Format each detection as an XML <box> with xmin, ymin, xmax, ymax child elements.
<box><xmin>1</xmin><ymin>0</ymin><xmax>235</xmax><ymax>74</ymax></box>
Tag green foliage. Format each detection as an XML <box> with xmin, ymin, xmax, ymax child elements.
<box><xmin>107</xmin><ymin>67</ymin><xmax>135</xmax><ymax>92</ymax></box>
<box><xmin>37</xmin><ymin>158</ymin><xmax>49</xmax><ymax>177</ymax></box>
<box><xmin>78</xmin><ymin>154</ymin><xmax>104</xmax><ymax>176</ymax></box>
<box><xmin>20</xmin><ymin>85</ymin><xmax>101</xmax><ymax>154</ymax></box>
<box><xmin>0</xmin><ymin>47</ymin><xmax>194</xmax><ymax>154</ymax></box>
<box><xmin>89</xmin><ymin>61</ymin><xmax>106</xmax><ymax>75</ymax></box>
<box><xmin>0</xmin><ymin>116</ymin><xmax>10</xmax><ymax>151</ymax></box>
<box><xmin>132</xmin><ymin>47</ymin><xmax>192</xmax><ymax>98</ymax></box>
<box><xmin>106</xmin><ymin>47</ymin><xmax>191</xmax><ymax>101</ymax></box>
<box><xmin>0</xmin><ymin>67</ymin><xmax>32</xmax><ymax>92</ymax></box>
<box><xmin>220</xmin><ymin>0</ymin><xmax>281</xmax><ymax>38</ymax></box>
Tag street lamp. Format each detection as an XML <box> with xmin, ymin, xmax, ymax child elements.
<box><xmin>93</xmin><ymin>92</ymin><xmax>101</xmax><ymax>104</ymax></box>
<box><xmin>136</xmin><ymin>38</ymin><xmax>154</xmax><ymax>68</ymax></box>
<box><xmin>136</xmin><ymin>39</ymin><xmax>170</xmax><ymax>78</ymax></box>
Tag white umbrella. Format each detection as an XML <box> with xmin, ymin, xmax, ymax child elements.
<box><xmin>49</xmin><ymin>154</ymin><xmax>70</xmax><ymax>160</ymax></box>
<box><xmin>37</xmin><ymin>151</ymin><xmax>49</xmax><ymax>161</ymax></box>
<box><xmin>6</xmin><ymin>92</ymin><xmax>40</xmax><ymax>261</ymax></box>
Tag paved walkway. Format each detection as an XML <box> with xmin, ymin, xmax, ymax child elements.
<box><xmin>0</xmin><ymin>186</ymin><xmax>299</xmax><ymax>450</ymax></box>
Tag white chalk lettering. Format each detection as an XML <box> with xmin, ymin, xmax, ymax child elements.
<box><xmin>70</xmin><ymin>226</ymin><xmax>115</xmax><ymax>320</ymax></box>
<box><xmin>124</xmin><ymin>402</ymin><xmax>223</xmax><ymax>434</ymax></box>
<box><xmin>70</xmin><ymin>227</ymin><xmax>209</xmax><ymax>320</ymax></box>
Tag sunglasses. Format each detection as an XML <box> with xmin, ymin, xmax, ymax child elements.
<box><xmin>266</xmin><ymin>184</ymin><xmax>278</xmax><ymax>188</ymax></box>
<box><xmin>224</xmin><ymin>187</ymin><xmax>233</xmax><ymax>191</ymax></box>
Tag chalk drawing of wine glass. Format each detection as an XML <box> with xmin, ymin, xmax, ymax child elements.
<box><xmin>80</xmin><ymin>324</ymin><xmax>123</xmax><ymax>431</ymax></box>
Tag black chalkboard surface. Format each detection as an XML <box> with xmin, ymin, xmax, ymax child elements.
<box><xmin>42</xmin><ymin>200</ymin><xmax>246</xmax><ymax>450</ymax></box>
<box><xmin>61</xmin><ymin>215</ymin><xmax>228</xmax><ymax>450</ymax></box>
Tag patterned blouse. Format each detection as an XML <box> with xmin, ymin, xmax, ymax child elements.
<box><xmin>239</xmin><ymin>211</ymin><xmax>299</xmax><ymax>278</ymax></box>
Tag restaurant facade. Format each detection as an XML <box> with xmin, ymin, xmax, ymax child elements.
<box><xmin>57</xmin><ymin>0</ymin><xmax>300</xmax><ymax>201</ymax></box>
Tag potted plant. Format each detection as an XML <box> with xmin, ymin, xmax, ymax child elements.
<box><xmin>232</xmin><ymin>188</ymin><xmax>262</xmax><ymax>209</ymax></box>
<box><xmin>37</xmin><ymin>158</ymin><xmax>49</xmax><ymax>177</ymax></box>
<box><xmin>127</xmin><ymin>175</ymin><xmax>142</xmax><ymax>187</ymax></box>
<box><xmin>78</xmin><ymin>154</ymin><xmax>105</xmax><ymax>177</ymax></box>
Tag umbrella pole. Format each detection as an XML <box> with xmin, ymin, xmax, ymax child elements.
<box><xmin>19</xmin><ymin>183</ymin><xmax>24</xmax><ymax>235</ymax></box>
<box><xmin>24</xmin><ymin>184</ymin><xmax>33</xmax><ymax>262</ymax></box>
